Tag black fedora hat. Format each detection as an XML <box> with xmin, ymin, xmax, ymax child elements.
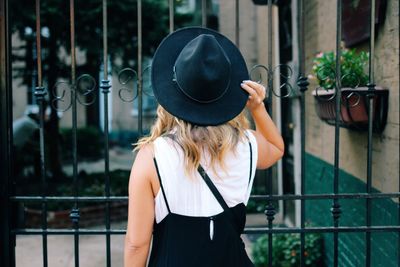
<box><xmin>151</xmin><ymin>27</ymin><xmax>249</xmax><ymax>126</ymax></box>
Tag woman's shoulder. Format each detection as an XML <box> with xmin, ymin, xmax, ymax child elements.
<box><xmin>134</xmin><ymin>143</ymin><xmax>154</xmax><ymax>164</ymax></box>
<box><xmin>244</xmin><ymin>129</ymin><xmax>257</xmax><ymax>146</ymax></box>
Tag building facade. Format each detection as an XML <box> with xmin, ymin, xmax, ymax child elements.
<box><xmin>219</xmin><ymin>0</ymin><xmax>399</xmax><ymax>265</ymax></box>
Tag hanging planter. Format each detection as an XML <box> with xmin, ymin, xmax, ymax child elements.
<box><xmin>312</xmin><ymin>87</ymin><xmax>389</xmax><ymax>133</ymax></box>
<box><xmin>311</xmin><ymin>49</ymin><xmax>389</xmax><ymax>133</ymax></box>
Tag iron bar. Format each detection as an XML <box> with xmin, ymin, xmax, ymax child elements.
<box><xmin>366</xmin><ymin>1</ymin><xmax>376</xmax><ymax>266</ymax></box>
<box><xmin>201</xmin><ymin>0</ymin><xmax>207</xmax><ymax>27</ymax></box>
<box><xmin>101</xmin><ymin>0</ymin><xmax>111</xmax><ymax>266</ymax></box>
<box><xmin>298</xmin><ymin>0</ymin><xmax>306</xmax><ymax>266</ymax></box>
<box><xmin>169</xmin><ymin>0</ymin><xmax>174</xmax><ymax>33</ymax></box>
<box><xmin>333</xmin><ymin>1</ymin><xmax>343</xmax><ymax>266</ymax></box>
<box><xmin>69</xmin><ymin>1</ymin><xmax>80</xmax><ymax>266</ymax></box>
<box><xmin>11</xmin><ymin>225</ymin><xmax>400</xmax><ymax>236</ymax></box>
<box><xmin>245</xmin><ymin>226</ymin><xmax>400</xmax><ymax>234</ymax></box>
<box><xmin>103</xmin><ymin>0</ymin><xmax>108</xmax><ymax>77</ymax></box>
<box><xmin>251</xmin><ymin>193</ymin><xmax>400</xmax><ymax>200</ymax></box>
<box><xmin>35</xmin><ymin>1</ymin><xmax>48</xmax><ymax>266</ymax></box>
<box><xmin>266</xmin><ymin>0</ymin><xmax>273</xmax><ymax>111</ymax></box>
<box><xmin>235</xmin><ymin>0</ymin><xmax>239</xmax><ymax>47</ymax></box>
<box><xmin>35</xmin><ymin>0</ymin><xmax>42</xmax><ymax>87</ymax></box>
<box><xmin>137</xmin><ymin>0</ymin><xmax>143</xmax><ymax>136</ymax></box>
<box><xmin>10</xmin><ymin>192</ymin><xmax>400</xmax><ymax>202</ymax></box>
<box><xmin>0</xmin><ymin>0</ymin><xmax>14</xmax><ymax>265</ymax></box>
<box><xmin>265</xmin><ymin>1</ymin><xmax>274</xmax><ymax>267</ymax></box>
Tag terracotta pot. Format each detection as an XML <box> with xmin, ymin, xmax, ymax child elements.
<box><xmin>312</xmin><ymin>87</ymin><xmax>389</xmax><ymax>133</ymax></box>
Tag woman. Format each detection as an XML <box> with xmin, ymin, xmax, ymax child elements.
<box><xmin>124</xmin><ymin>27</ymin><xmax>284</xmax><ymax>267</ymax></box>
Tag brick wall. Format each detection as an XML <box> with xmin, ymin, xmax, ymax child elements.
<box><xmin>305</xmin><ymin>153</ymin><xmax>398</xmax><ymax>267</ymax></box>
<box><xmin>303</xmin><ymin>1</ymin><xmax>399</xmax><ymax>265</ymax></box>
<box><xmin>218</xmin><ymin>0</ymin><xmax>399</xmax><ymax>265</ymax></box>
<box><xmin>304</xmin><ymin>0</ymin><xmax>399</xmax><ymax>194</ymax></box>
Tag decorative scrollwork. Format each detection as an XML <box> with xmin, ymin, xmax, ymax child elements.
<box><xmin>50</xmin><ymin>74</ymin><xmax>97</xmax><ymax>112</ymax></box>
<box><xmin>313</xmin><ymin>65</ymin><xmax>338</xmax><ymax>101</ymax></box>
<box><xmin>249</xmin><ymin>64</ymin><xmax>270</xmax><ymax>85</ymax></box>
<box><xmin>342</xmin><ymin>91</ymin><xmax>362</xmax><ymax>108</ymax></box>
<box><xmin>250</xmin><ymin>64</ymin><xmax>295</xmax><ymax>98</ymax></box>
<box><xmin>76</xmin><ymin>74</ymin><xmax>97</xmax><ymax>106</ymax></box>
<box><xmin>340</xmin><ymin>72</ymin><xmax>361</xmax><ymax>89</ymax></box>
<box><xmin>271</xmin><ymin>64</ymin><xmax>295</xmax><ymax>98</ymax></box>
<box><xmin>313</xmin><ymin>64</ymin><xmax>364</xmax><ymax>109</ymax></box>
<box><xmin>117</xmin><ymin>68</ymin><xmax>138</xmax><ymax>102</ymax></box>
<box><xmin>51</xmin><ymin>81</ymin><xmax>73</xmax><ymax>112</ymax></box>
<box><xmin>314</xmin><ymin>86</ymin><xmax>337</xmax><ymax>102</ymax></box>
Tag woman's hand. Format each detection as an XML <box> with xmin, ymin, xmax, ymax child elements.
<box><xmin>240</xmin><ymin>80</ymin><xmax>284</xmax><ymax>169</ymax></box>
<box><xmin>240</xmin><ymin>80</ymin><xmax>267</xmax><ymax>113</ymax></box>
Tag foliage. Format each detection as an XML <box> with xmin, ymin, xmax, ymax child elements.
<box><xmin>246</xmin><ymin>200</ymin><xmax>280</xmax><ymax>214</ymax></box>
<box><xmin>312</xmin><ymin>49</ymin><xmax>369</xmax><ymax>89</ymax></box>
<box><xmin>246</xmin><ymin>186</ymin><xmax>280</xmax><ymax>214</ymax></box>
<box><xmin>10</xmin><ymin>0</ymin><xmax>193</xmax><ymax>82</ymax></box>
<box><xmin>252</xmin><ymin>231</ymin><xmax>323</xmax><ymax>267</ymax></box>
<box><xmin>9</xmin><ymin>0</ymin><xmax>193</xmax><ymax>178</ymax></box>
<box><xmin>25</xmin><ymin>169</ymin><xmax>130</xmax><ymax>211</ymax></box>
<box><xmin>58</xmin><ymin>169</ymin><xmax>130</xmax><ymax>196</ymax></box>
<box><xmin>60</xmin><ymin>126</ymin><xmax>104</xmax><ymax>161</ymax></box>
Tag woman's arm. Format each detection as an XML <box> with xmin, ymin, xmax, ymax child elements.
<box><xmin>124</xmin><ymin>145</ymin><xmax>156</xmax><ymax>267</ymax></box>
<box><xmin>241</xmin><ymin>80</ymin><xmax>285</xmax><ymax>169</ymax></box>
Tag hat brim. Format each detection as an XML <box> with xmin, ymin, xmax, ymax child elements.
<box><xmin>151</xmin><ymin>27</ymin><xmax>249</xmax><ymax>126</ymax></box>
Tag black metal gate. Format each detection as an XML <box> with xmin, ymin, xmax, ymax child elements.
<box><xmin>1</xmin><ymin>0</ymin><xmax>399</xmax><ymax>267</ymax></box>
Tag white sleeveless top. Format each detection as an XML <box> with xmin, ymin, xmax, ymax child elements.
<box><xmin>153</xmin><ymin>130</ymin><xmax>258</xmax><ymax>223</ymax></box>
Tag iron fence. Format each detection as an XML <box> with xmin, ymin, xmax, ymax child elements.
<box><xmin>0</xmin><ymin>0</ymin><xmax>399</xmax><ymax>267</ymax></box>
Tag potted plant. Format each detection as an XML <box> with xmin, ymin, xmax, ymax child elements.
<box><xmin>311</xmin><ymin>49</ymin><xmax>388</xmax><ymax>133</ymax></box>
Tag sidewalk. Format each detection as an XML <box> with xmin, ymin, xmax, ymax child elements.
<box><xmin>16</xmin><ymin>222</ymin><xmax>126</xmax><ymax>267</ymax></box>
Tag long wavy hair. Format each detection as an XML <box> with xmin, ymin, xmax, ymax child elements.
<box><xmin>135</xmin><ymin>106</ymin><xmax>250</xmax><ymax>176</ymax></box>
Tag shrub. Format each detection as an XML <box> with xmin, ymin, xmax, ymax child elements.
<box><xmin>252</xmin><ymin>231</ymin><xmax>323</xmax><ymax>267</ymax></box>
<box><xmin>25</xmin><ymin>169</ymin><xmax>130</xmax><ymax>211</ymax></box>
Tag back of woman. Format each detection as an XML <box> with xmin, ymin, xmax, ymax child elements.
<box><xmin>124</xmin><ymin>27</ymin><xmax>284</xmax><ymax>267</ymax></box>
<box><xmin>149</xmin><ymin>130</ymin><xmax>257</xmax><ymax>266</ymax></box>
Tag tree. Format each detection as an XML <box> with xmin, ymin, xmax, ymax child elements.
<box><xmin>9</xmin><ymin>0</ymin><xmax>193</xmax><ymax>180</ymax></box>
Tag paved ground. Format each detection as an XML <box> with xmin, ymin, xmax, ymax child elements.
<box><xmin>16</xmin><ymin>234</ymin><xmax>125</xmax><ymax>267</ymax></box>
<box><xmin>16</xmin><ymin>222</ymin><xmax>126</xmax><ymax>267</ymax></box>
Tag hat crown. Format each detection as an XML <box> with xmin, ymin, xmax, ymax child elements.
<box><xmin>174</xmin><ymin>34</ymin><xmax>231</xmax><ymax>103</ymax></box>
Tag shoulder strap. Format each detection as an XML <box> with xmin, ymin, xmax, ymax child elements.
<box><xmin>198</xmin><ymin>165</ymin><xmax>231</xmax><ymax>213</ymax></box>
<box><xmin>248</xmin><ymin>140</ymin><xmax>253</xmax><ymax>186</ymax></box>
<box><xmin>153</xmin><ymin>158</ymin><xmax>171</xmax><ymax>213</ymax></box>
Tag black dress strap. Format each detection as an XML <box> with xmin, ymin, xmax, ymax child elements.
<box><xmin>248</xmin><ymin>140</ymin><xmax>253</xmax><ymax>186</ymax></box>
<box><xmin>153</xmin><ymin>158</ymin><xmax>171</xmax><ymax>213</ymax></box>
<box><xmin>198</xmin><ymin>165</ymin><xmax>231</xmax><ymax>213</ymax></box>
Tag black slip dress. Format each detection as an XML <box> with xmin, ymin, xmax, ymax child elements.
<box><xmin>148</xmin><ymin>142</ymin><xmax>255</xmax><ymax>267</ymax></box>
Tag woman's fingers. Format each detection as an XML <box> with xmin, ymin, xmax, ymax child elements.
<box><xmin>241</xmin><ymin>80</ymin><xmax>266</xmax><ymax>103</ymax></box>
<box><xmin>241</xmin><ymin>82</ymin><xmax>257</xmax><ymax>96</ymax></box>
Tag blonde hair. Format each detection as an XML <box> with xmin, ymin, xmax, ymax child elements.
<box><xmin>135</xmin><ymin>106</ymin><xmax>250</xmax><ymax>176</ymax></box>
